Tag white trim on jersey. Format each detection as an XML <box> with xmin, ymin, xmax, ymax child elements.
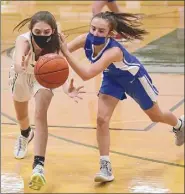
<box><xmin>91</xmin><ymin>38</ymin><xmax>110</xmax><ymax>61</ymax></box>
<box><xmin>123</xmin><ymin>58</ymin><xmax>141</xmax><ymax>67</ymax></box>
<box><xmin>113</xmin><ymin>61</ymin><xmax>140</xmax><ymax>75</ymax></box>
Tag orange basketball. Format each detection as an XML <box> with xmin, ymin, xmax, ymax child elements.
<box><xmin>34</xmin><ymin>53</ymin><xmax>69</xmax><ymax>89</ymax></box>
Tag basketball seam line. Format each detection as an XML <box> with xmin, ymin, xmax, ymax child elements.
<box><xmin>37</xmin><ymin>56</ymin><xmax>67</xmax><ymax>72</ymax></box>
<box><xmin>35</xmin><ymin>68</ymin><xmax>69</xmax><ymax>75</ymax></box>
<box><xmin>35</xmin><ymin>69</ymin><xmax>69</xmax><ymax>84</ymax></box>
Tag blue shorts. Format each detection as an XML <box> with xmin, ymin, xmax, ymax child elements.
<box><xmin>107</xmin><ymin>0</ymin><xmax>116</xmax><ymax>2</ymax></box>
<box><xmin>99</xmin><ymin>72</ymin><xmax>159</xmax><ymax>110</ymax></box>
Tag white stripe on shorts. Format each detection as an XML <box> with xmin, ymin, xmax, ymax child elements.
<box><xmin>138</xmin><ymin>76</ymin><xmax>158</xmax><ymax>102</ymax></box>
<box><xmin>144</xmin><ymin>75</ymin><xmax>159</xmax><ymax>95</ymax></box>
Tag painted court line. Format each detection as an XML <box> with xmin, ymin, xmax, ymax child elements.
<box><xmin>48</xmin><ymin>133</ymin><xmax>184</xmax><ymax>168</ymax></box>
<box><xmin>1</xmin><ymin>111</ymin><xmax>184</xmax><ymax>168</ymax></box>
<box><xmin>144</xmin><ymin>98</ymin><xmax>184</xmax><ymax>131</ymax></box>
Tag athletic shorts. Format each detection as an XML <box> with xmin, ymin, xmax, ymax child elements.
<box><xmin>99</xmin><ymin>71</ymin><xmax>159</xmax><ymax>110</ymax></box>
<box><xmin>9</xmin><ymin>66</ymin><xmax>53</xmax><ymax>102</ymax></box>
<box><xmin>107</xmin><ymin>0</ymin><xmax>116</xmax><ymax>2</ymax></box>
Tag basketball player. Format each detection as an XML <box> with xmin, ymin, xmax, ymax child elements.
<box><xmin>9</xmin><ymin>11</ymin><xmax>85</xmax><ymax>190</ymax></box>
<box><xmin>60</xmin><ymin>11</ymin><xmax>184</xmax><ymax>183</ymax></box>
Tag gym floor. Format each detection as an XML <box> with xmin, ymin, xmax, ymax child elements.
<box><xmin>1</xmin><ymin>1</ymin><xmax>184</xmax><ymax>193</ymax></box>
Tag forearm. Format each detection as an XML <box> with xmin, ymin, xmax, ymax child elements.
<box><xmin>64</xmin><ymin>51</ymin><xmax>89</xmax><ymax>81</ymax></box>
<box><xmin>13</xmin><ymin>39</ymin><xmax>28</xmax><ymax>73</ymax></box>
<box><xmin>13</xmin><ymin>65</ymin><xmax>23</xmax><ymax>73</ymax></box>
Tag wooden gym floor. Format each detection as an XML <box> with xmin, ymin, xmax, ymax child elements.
<box><xmin>1</xmin><ymin>1</ymin><xmax>184</xmax><ymax>193</ymax></box>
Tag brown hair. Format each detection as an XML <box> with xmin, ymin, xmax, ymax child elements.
<box><xmin>92</xmin><ymin>11</ymin><xmax>148</xmax><ymax>41</ymax></box>
<box><xmin>13</xmin><ymin>11</ymin><xmax>60</xmax><ymax>55</ymax></box>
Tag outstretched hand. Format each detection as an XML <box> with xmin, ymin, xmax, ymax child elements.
<box><xmin>58</xmin><ymin>33</ymin><xmax>69</xmax><ymax>55</ymax></box>
<box><xmin>67</xmin><ymin>79</ymin><xmax>86</xmax><ymax>103</ymax></box>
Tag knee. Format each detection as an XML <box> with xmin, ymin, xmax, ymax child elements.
<box><xmin>149</xmin><ymin>114</ymin><xmax>163</xmax><ymax>123</ymax></box>
<box><xmin>34</xmin><ymin>91</ymin><xmax>52</xmax><ymax>120</ymax></box>
<box><xmin>97</xmin><ymin>115</ymin><xmax>109</xmax><ymax>128</ymax></box>
<box><xmin>35</xmin><ymin>107</ymin><xmax>47</xmax><ymax>121</ymax></box>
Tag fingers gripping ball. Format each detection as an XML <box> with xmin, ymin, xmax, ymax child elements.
<box><xmin>34</xmin><ymin>53</ymin><xmax>69</xmax><ymax>89</ymax></box>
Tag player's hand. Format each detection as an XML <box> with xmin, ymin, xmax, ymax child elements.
<box><xmin>21</xmin><ymin>50</ymin><xmax>32</xmax><ymax>71</ymax></box>
<box><xmin>58</xmin><ymin>33</ymin><xmax>69</xmax><ymax>56</ymax></box>
<box><xmin>67</xmin><ymin>79</ymin><xmax>85</xmax><ymax>103</ymax></box>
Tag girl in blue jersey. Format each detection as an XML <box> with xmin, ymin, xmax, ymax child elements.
<box><xmin>60</xmin><ymin>11</ymin><xmax>184</xmax><ymax>183</ymax></box>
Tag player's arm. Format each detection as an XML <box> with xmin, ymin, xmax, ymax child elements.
<box><xmin>61</xmin><ymin>33</ymin><xmax>87</xmax><ymax>92</ymax></box>
<box><xmin>64</xmin><ymin>47</ymin><xmax>123</xmax><ymax>81</ymax></box>
<box><xmin>67</xmin><ymin>33</ymin><xmax>87</xmax><ymax>52</ymax></box>
<box><xmin>13</xmin><ymin>36</ymin><xmax>30</xmax><ymax>73</ymax></box>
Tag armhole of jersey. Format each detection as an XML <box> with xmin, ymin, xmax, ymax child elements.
<box><xmin>114</xmin><ymin>43</ymin><xmax>125</xmax><ymax>59</ymax></box>
<box><xmin>84</xmin><ymin>34</ymin><xmax>89</xmax><ymax>50</ymax></box>
<box><xmin>19</xmin><ymin>32</ymin><xmax>32</xmax><ymax>47</ymax></box>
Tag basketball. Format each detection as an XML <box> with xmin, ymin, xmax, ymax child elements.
<box><xmin>34</xmin><ymin>53</ymin><xmax>69</xmax><ymax>89</ymax></box>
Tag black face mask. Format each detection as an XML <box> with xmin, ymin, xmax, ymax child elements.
<box><xmin>31</xmin><ymin>33</ymin><xmax>52</xmax><ymax>48</ymax></box>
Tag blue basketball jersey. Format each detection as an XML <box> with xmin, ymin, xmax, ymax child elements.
<box><xmin>84</xmin><ymin>34</ymin><xmax>148</xmax><ymax>82</ymax></box>
<box><xmin>84</xmin><ymin>33</ymin><xmax>159</xmax><ymax>110</ymax></box>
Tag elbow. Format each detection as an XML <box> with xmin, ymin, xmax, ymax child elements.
<box><xmin>14</xmin><ymin>64</ymin><xmax>23</xmax><ymax>74</ymax></box>
<box><xmin>79</xmin><ymin>71</ymin><xmax>94</xmax><ymax>81</ymax></box>
<box><xmin>81</xmin><ymin>73</ymin><xmax>92</xmax><ymax>81</ymax></box>
<box><xmin>82</xmin><ymin>76</ymin><xmax>89</xmax><ymax>81</ymax></box>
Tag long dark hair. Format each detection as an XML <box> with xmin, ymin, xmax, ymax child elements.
<box><xmin>13</xmin><ymin>11</ymin><xmax>60</xmax><ymax>55</ymax></box>
<box><xmin>92</xmin><ymin>11</ymin><xmax>148</xmax><ymax>41</ymax></box>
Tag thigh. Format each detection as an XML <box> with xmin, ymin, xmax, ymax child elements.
<box><xmin>34</xmin><ymin>89</ymin><xmax>53</xmax><ymax>113</ymax></box>
<box><xmin>33</xmin><ymin>78</ymin><xmax>54</xmax><ymax>98</ymax></box>
<box><xmin>98</xmin><ymin>93</ymin><xmax>119</xmax><ymax>120</ymax></box>
<box><xmin>9</xmin><ymin>67</ymin><xmax>33</xmax><ymax>102</ymax></box>
<box><xmin>33</xmin><ymin>75</ymin><xmax>54</xmax><ymax>112</ymax></box>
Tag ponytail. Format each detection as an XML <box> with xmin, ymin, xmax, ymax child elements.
<box><xmin>93</xmin><ymin>11</ymin><xmax>148</xmax><ymax>41</ymax></box>
<box><xmin>13</xmin><ymin>18</ymin><xmax>31</xmax><ymax>32</ymax></box>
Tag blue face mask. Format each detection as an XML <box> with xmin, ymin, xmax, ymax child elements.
<box><xmin>87</xmin><ymin>32</ymin><xmax>106</xmax><ymax>45</ymax></box>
